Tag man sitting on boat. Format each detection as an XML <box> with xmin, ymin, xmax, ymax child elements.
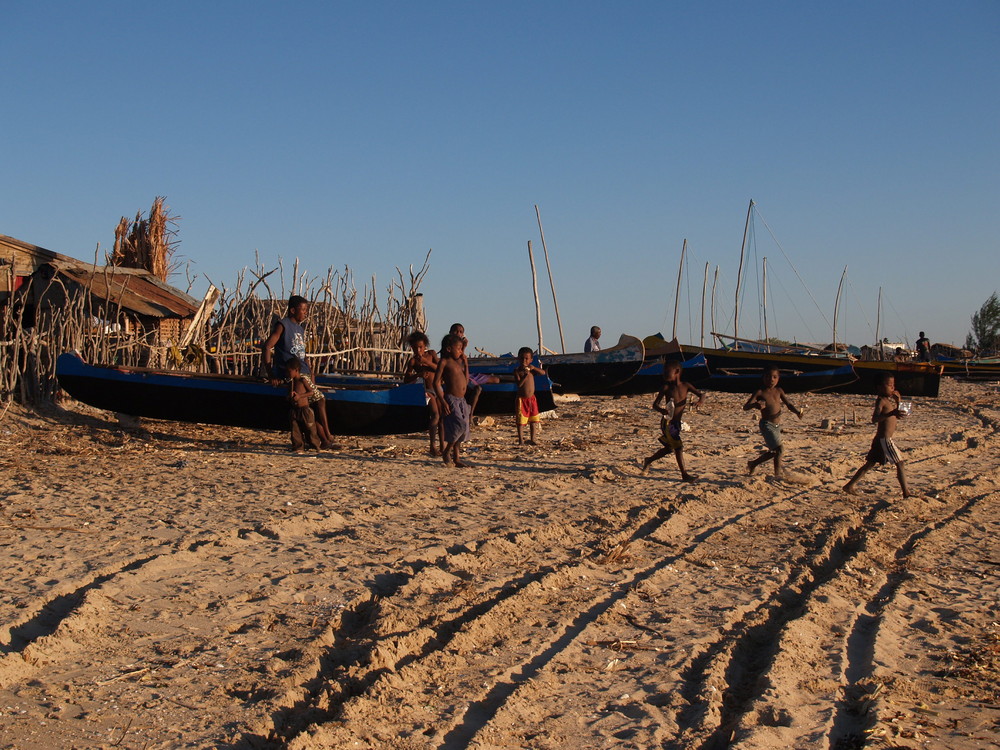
<box><xmin>584</xmin><ymin>326</ymin><xmax>601</xmax><ymax>352</ymax></box>
<box><xmin>262</xmin><ymin>295</ymin><xmax>310</xmax><ymax>385</ymax></box>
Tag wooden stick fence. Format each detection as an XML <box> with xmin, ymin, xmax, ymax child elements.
<box><xmin>0</xmin><ymin>250</ymin><xmax>432</xmax><ymax>416</ymax></box>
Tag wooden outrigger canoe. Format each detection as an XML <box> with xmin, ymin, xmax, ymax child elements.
<box><xmin>56</xmin><ymin>352</ymin><xmax>430</xmax><ymax>435</ymax></box>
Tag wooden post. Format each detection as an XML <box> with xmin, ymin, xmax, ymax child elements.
<box><xmin>672</xmin><ymin>239</ymin><xmax>687</xmax><ymax>341</ymax></box>
<box><xmin>762</xmin><ymin>257</ymin><xmax>769</xmax><ymax>349</ymax></box>
<box><xmin>734</xmin><ymin>199</ymin><xmax>754</xmax><ymax>347</ymax></box>
<box><xmin>535</xmin><ymin>205</ymin><xmax>566</xmax><ymax>354</ymax></box>
<box><xmin>700</xmin><ymin>261</ymin><xmax>709</xmax><ymax>348</ymax></box>
<box><xmin>527</xmin><ymin>241</ymin><xmax>543</xmax><ymax>354</ymax></box>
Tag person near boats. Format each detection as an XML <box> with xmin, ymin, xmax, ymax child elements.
<box><xmin>448</xmin><ymin>322</ymin><xmax>498</xmax><ymax>423</ymax></box>
<box><xmin>261</xmin><ymin>295</ymin><xmax>334</xmax><ymax>447</ymax></box>
<box><xmin>916</xmin><ymin>331</ymin><xmax>932</xmax><ymax>362</ymax></box>
<box><xmin>262</xmin><ymin>295</ymin><xmax>310</xmax><ymax>383</ymax></box>
<box><xmin>404</xmin><ymin>331</ymin><xmax>444</xmax><ymax>457</ymax></box>
<box><xmin>641</xmin><ymin>360</ymin><xmax>704</xmax><ymax>482</ymax></box>
<box><xmin>584</xmin><ymin>326</ymin><xmax>602</xmax><ymax>352</ymax></box>
<box><xmin>843</xmin><ymin>374</ymin><xmax>912</xmax><ymax>498</ymax></box>
<box><xmin>435</xmin><ymin>333</ymin><xmax>471</xmax><ymax>468</ymax></box>
<box><xmin>285</xmin><ymin>357</ymin><xmax>322</xmax><ymax>452</ymax></box>
<box><xmin>514</xmin><ymin>346</ymin><xmax>546</xmax><ymax>446</ymax></box>
<box><xmin>744</xmin><ymin>365</ymin><xmax>803</xmax><ymax>479</ymax></box>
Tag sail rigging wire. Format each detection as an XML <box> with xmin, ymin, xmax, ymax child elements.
<box><xmin>882</xmin><ymin>292</ymin><xmax>912</xmax><ymax>347</ymax></box>
<box><xmin>768</xmin><ymin>270</ymin><xmax>820</xmax><ymax>342</ymax></box>
<box><xmin>845</xmin><ymin>277</ymin><xmax>877</xmax><ymax>342</ymax></box>
<box><xmin>752</xmin><ymin>205</ymin><xmax>832</xmax><ymax>330</ymax></box>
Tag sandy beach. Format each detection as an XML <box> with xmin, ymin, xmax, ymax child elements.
<box><xmin>0</xmin><ymin>378</ymin><xmax>997</xmax><ymax>749</ymax></box>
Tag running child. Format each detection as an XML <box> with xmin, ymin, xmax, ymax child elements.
<box><xmin>513</xmin><ymin>347</ymin><xmax>546</xmax><ymax>445</ymax></box>
<box><xmin>404</xmin><ymin>331</ymin><xmax>444</xmax><ymax>456</ymax></box>
<box><xmin>843</xmin><ymin>374</ymin><xmax>912</xmax><ymax>498</ymax></box>
<box><xmin>641</xmin><ymin>360</ymin><xmax>704</xmax><ymax>482</ymax></box>
<box><xmin>744</xmin><ymin>365</ymin><xmax>803</xmax><ymax>478</ymax></box>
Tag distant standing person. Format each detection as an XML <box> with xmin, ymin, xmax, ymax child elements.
<box><xmin>744</xmin><ymin>365</ymin><xmax>803</xmax><ymax>479</ymax></box>
<box><xmin>584</xmin><ymin>326</ymin><xmax>602</xmax><ymax>352</ymax></box>
<box><xmin>513</xmin><ymin>346</ymin><xmax>546</xmax><ymax>445</ymax></box>
<box><xmin>843</xmin><ymin>374</ymin><xmax>912</xmax><ymax>498</ymax></box>
<box><xmin>916</xmin><ymin>331</ymin><xmax>931</xmax><ymax>362</ymax></box>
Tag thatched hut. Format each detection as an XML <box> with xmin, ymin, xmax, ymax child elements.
<box><xmin>1</xmin><ymin>233</ymin><xmax>198</xmax><ymax>344</ymax></box>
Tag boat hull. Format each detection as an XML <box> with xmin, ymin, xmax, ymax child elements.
<box><xmin>56</xmin><ymin>353</ymin><xmax>429</xmax><ymax>435</ymax></box>
<box><xmin>831</xmin><ymin>360</ymin><xmax>942</xmax><ymax>397</ymax></box>
<box><xmin>469</xmin><ymin>335</ymin><xmax>645</xmax><ymax>395</ymax></box>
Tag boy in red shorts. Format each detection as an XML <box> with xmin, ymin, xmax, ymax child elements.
<box><xmin>514</xmin><ymin>346</ymin><xmax>546</xmax><ymax>445</ymax></box>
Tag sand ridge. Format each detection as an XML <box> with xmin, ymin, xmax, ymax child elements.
<box><xmin>0</xmin><ymin>379</ymin><xmax>997</xmax><ymax>748</ymax></box>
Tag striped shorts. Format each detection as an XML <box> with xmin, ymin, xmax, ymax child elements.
<box><xmin>866</xmin><ymin>436</ymin><xmax>902</xmax><ymax>465</ymax></box>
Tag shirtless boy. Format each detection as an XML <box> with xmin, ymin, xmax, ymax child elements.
<box><xmin>449</xmin><ymin>323</ymin><xmax>500</xmax><ymax>423</ymax></box>
<box><xmin>744</xmin><ymin>365</ymin><xmax>803</xmax><ymax>478</ymax></box>
<box><xmin>641</xmin><ymin>360</ymin><xmax>704</xmax><ymax>481</ymax></box>
<box><xmin>434</xmin><ymin>333</ymin><xmax>471</xmax><ymax>467</ymax></box>
<box><xmin>843</xmin><ymin>374</ymin><xmax>912</xmax><ymax>498</ymax></box>
<box><xmin>286</xmin><ymin>357</ymin><xmax>322</xmax><ymax>452</ymax></box>
<box><xmin>404</xmin><ymin>331</ymin><xmax>444</xmax><ymax>456</ymax></box>
<box><xmin>514</xmin><ymin>347</ymin><xmax>546</xmax><ymax>445</ymax></box>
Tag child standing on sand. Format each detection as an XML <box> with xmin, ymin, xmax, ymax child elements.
<box><xmin>514</xmin><ymin>347</ymin><xmax>546</xmax><ymax>445</ymax></box>
<box><xmin>449</xmin><ymin>322</ymin><xmax>499</xmax><ymax>424</ymax></box>
<box><xmin>843</xmin><ymin>374</ymin><xmax>912</xmax><ymax>498</ymax></box>
<box><xmin>434</xmin><ymin>333</ymin><xmax>470</xmax><ymax>467</ymax></box>
<box><xmin>641</xmin><ymin>360</ymin><xmax>704</xmax><ymax>482</ymax></box>
<box><xmin>404</xmin><ymin>331</ymin><xmax>444</xmax><ymax>456</ymax></box>
<box><xmin>286</xmin><ymin>357</ymin><xmax>322</xmax><ymax>452</ymax></box>
<box><xmin>744</xmin><ymin>365</ymin><xmax>803</xmax><ymax>479</ymax></box>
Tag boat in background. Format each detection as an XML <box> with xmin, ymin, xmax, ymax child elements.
<box><xmin>469</xmin><ymin>334</ymin><xmax>645</xmax><ymax>395</ymax></box>
<box><xmin>56</xmin><ymin>352</ymin><xmax>430</xmax><ymax>435</ymax></box>
<box><xmin>936</xmin><ymin>356</ymin><xmax>1000</xmax><ymax>381</ymax></box>
<box><xmin>833</xmin><ymin>360</ymin><xmax>942</xmax><ymax>397</ymax></box>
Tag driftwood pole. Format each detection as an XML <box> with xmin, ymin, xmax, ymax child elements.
<box><xmin>534</xmin><ymin>205</ymin><xmax>566</xmax><ymax>354</ymax></box>
<box><xmin>527</xmin><ymin>240</ymin><xmax>543</xmax><ymax>354</ymax></box>
<box><xmin>734</xmin><ymin>199</ymin><xmax>754</xmax><ymax>347</ymax></box>
<box><xmin>672</xmin><ymin>239</ymin><xmax>687</xmax><ymax>341</ymax></box>
<box><xmin>700</xmin><ymin>261</ymin><xmax>709</xmax><ymax>348</ymax></box>
<box><xmin>711</xmin><ymin>265</ymin><xmax>719</xmax><ymax>345</ymax></box>
<box><xmin>833</xmin><ymin>265</ymin><xmax>847</xmax><ymax>355</ymax></box>
<box><xmin>762</xmin><ymin>257</ymin><xmax>769</xmax><ymax>348</ymax></box>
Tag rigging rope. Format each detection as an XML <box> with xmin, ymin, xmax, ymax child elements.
<box><xmin>753</xmin><ymin>207</ymin><xmax>832</xmax><ymax>330</ymax></box>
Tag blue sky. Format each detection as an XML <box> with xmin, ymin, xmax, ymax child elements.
<box><xmin>3</xmin><ymin>1</ymin><xmax>998</xmax><ymax>354</ymax></box>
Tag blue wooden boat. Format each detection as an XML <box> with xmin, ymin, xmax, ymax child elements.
<box><xmin>56</xmin><ymin>352</ymin><xmax>429</xmax><ymax>435</ymax></box>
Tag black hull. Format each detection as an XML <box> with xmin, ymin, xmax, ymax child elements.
<box><xmin>57</xmin><ymin>355</ymin><xmax>429</xmax><ymax>436</ymax></box>
<box><xmin>473</xmin><ymin>387</ymin><xmax>556</xmax><ymax>416</ymax></box>
<box><xmin>829</xmin><ymin>361</ymin><xmax>942</xmax><ymax>398</ymax></box>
